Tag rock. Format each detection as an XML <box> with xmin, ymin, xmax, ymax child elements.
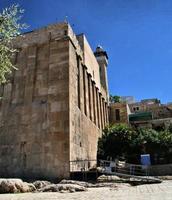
<box><xmin>60</xmin><ymin>190</ymin><xmax>67</xmax><ymax>193</ymax></box>
<box><xmin>25</xmin><ymin>183</ymin><xmax>36</xmax><ymax>192</ymax></box>
<box><xmin>60</xmin><ymin>179</ymin><xmax>93</xmax><ymax>187</ymax></box>
<box><xmin>97</xmin><ymin>175</ymin><xmax>121</xmax><ymax>182</ymax></box>
<box><xmin>129</xmin><ymin>177</ymin><xmax>162</xmax><ymax>185</ymax></box>
<box><xmin>19</xmin><ymin>182</ymin><xmax>36</xmax><ymax>193</ymax></box>
<box><xmin>60</xmin><ymin>179</ymin><xmax>118</xmax><ymax>188</ymax></box>
<box><xmin>33</xmin><ymin>180</ymin><xmax>51</xmax><ymax>189</ymax></box>
<box><xmin>97</xmin><ymin>167</ymin><xmax>105</xmax><ymax>173</ymax></box>
<box><xmin>39</xmin><ymin>183</ymin><xmax>87</xmax><ymax>193</ymax></box>
<box><xmin>157</xmin><ymin>176</ymin><xmax>172</xmax><ymax>180</ymax></box>
<box><xmin>0</xmin><ymin>179</ymin><xmax>19</xmax><ymax>193</ymax></box>
<box><xmin>0</xmin><ymin>179</ymin><xmax>36</xmax><ymax>193</ymax></box>
<box><xmin>69</xmin><ymin>188</ymin><xmax>75</xmax><ymax>193</ymax></box>
<box><xmin>58</xmin><ymin>184</ymin><xmax>87</xmax><ymax>192</ymax></box>
<box><xmin>38</xmin><ymin>184</ymin><xmax>59</xmax><ymax>192</ymax></box>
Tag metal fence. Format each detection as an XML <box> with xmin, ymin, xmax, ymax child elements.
<box><xmin>99</xmin><ymin>159</ymin><xmax>150</xmax><ymax>177</ymax></box>
<box><xmin>69</xmin><ymin>159</ymin><xmax>162</xmax><ymax>183</ymax></box>
<box><xmin>69</xmin><ymin>159</ymin><xmax>150</xmax><ymax>176</ymax></box>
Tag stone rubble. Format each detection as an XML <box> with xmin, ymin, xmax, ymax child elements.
<box><xmin>33</xmin><ymin>180</ymin><xmax>51</xmax><ymax>189</ymax></box>
<box><xmin>1</xmin><ymin>176</ymin><xmax>145</xmax><ymax>194</ymax></box>
<box><xmin>60</xmin><ymin>179</ymin><xmax>119</xmax><ymax>188</ymax></box>
<box><xmin>0</xmin><ymin>179</ymin><xmax>36</xmax><ymax>193</ymax></box>
<box><xmin>0</xmin><ymin>179</ymin><xmax>88</xmax><ymax>193</ymax></box>
<box><xmin>38</xmin><ymin>183</ymin><xmax>87</xmax><ymax>193</ymax></box>
<box><xmin>97</xmin><ymin>175</ymin><xmax>122</xmax><ymax>182</ymax></box>
<box><xmin>60</xmin><ymin>179</ymin><xmax>94</xmax><ymax>187</ymax></box>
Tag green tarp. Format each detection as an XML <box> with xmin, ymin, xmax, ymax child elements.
<box><xmin>129</xmin><ymin>112</ymin><xmax>153</xmax><ymax>122</ymax></box>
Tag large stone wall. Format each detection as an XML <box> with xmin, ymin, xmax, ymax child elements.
<box><xmin>0</xmin><ymin>22</ymin><xmax>109</xmax><ymax>179</ymax></box>
<box><xmin>0</xmin><ymin>23</ymin><xmax>71</xmax><ymax>180</ymax></box>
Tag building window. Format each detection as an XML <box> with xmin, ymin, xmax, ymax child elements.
<box><xmin>133</xmin><ymin>107</ymin><xmax>139</xmax><ymax>111</ymax></box>
<box><xmin>105</xmin><ymin>102</ymin><xmax>107</xmax><ymax>123</ymax></box>
<box><xmin>64</xmin><ymin>30</ymin><xmax>68</xmax><ymax>36</ymax></box>
<box><xmin>103</xmin><ymin>102</ymin><xmax>106</xmax><ymax>126</ymax></box>
<box><xmin>76</xmin><ymin>55</ymin><xmax>80</xmax><ymax>109</ymax></box>
<box><xmin>83</xmin><ymin>66</ymin><xmax>87</xmax><ymax>115</ymax></box>
<box><xmin>96</xmin><ymin>89</ymin><xmax>100</xmax><ymax>128</ymax></box>
<box><xmin>93</xmin><ymin>70</ymin><xmax>95</xmax><ymax>78</ymax></box>
<box><xmin>87</xmin><ymin>73</ymin><xmax>92</xmax><ymax>120</ymax></box>
<box><xmin>92</xmin><ymin>81</ymin><xmax>96</xmax><ymax>124</ymax></box>
<box><xmin>115</xmin><ymin>109</ymin><xmax>120</xmax><ymax>121</ymax></box>
<box><xmin>99</xmin><ymin>94</ymin><xmax>103</xmax><ymax>129</ymax></box>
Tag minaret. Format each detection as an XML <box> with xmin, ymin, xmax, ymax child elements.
<box><xmin>94</xmin><ymin>46</ymin><xmax>109</xmax><ymax>99</ymax></box>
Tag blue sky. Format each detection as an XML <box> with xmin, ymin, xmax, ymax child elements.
<box><xmin>1</xmin><ymin>0</ymin><xmax>172</xmax><ymax>103</ymax></box>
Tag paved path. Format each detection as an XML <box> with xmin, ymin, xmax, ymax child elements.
<box><xmin>0</xmin><ymin>181</ymin><xmax>172</xmax><ymax>200</ymax></box>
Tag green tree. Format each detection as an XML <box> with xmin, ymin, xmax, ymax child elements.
<box><xmin>109</xmin><ymin>95</ymin><xmax>121</xmax><ymax>103</ymax></box>
<box><xmin>0</xmin><ymin>4</ymin><xmax>27</xmax><ymax>84</ymax></box>
<box><xmin>97</xmin><ymin>124</ymin><xmax>136</xmax><ymax>160</ymax></box>
<box><xmin>133</xmin><ymin>128</ymin><xmax>172</xmax><ymax>164</ymax></box>
<box><xmin>98</xmin><ymin>125</ymin><xmax>172</xmax><ymax>164</ymax></box>
<box><xmin>132</xmin><ymin>128</ymin><xmax>160</xmax><ymax>156</ymax></box>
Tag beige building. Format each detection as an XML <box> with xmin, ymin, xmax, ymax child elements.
<box><xmin>109</xmin><ymin>102</ymin><xmax>130</xmax><ymax>124</ymax></box>
<box><xmin>109</xmin><ymin>98</ymin><xmax>172</xmax><ymax>129</ymax></box>
<box><xmin>0</xmin><ymin>22</ymin><xmax>109</xmax><ymax>180</ymax></box>
<box><xmin>129</xmin><ymin>99</ymin><xmax>172</xmax><ymax>120</ymax></box>
<box><xmin>129</xmin><ymin>99</ymin><xmax>172</xmax><ymax>129</ymax></box>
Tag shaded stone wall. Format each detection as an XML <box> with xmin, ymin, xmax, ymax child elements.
<box><xmin>0</xmin><ymin>23</ymin><xmax>70</xmax><ymax>179</ymax></box>
<box><xmin>69</xmin><ymin>37</ymin><xmax>109</xmax><ymax>171</ymax></box>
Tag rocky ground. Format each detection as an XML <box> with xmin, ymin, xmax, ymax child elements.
<box><xmin>0</xmin><ymin>177</ymin><xmax>132</xmax><ymax>193</ymax></box>
<box><xmin>0</xmin><ymin>175</ymin><xmax>152</xmax><ymax>194</ymax></box>
<box><xmin>0</xmin><ymin>177</ymin><xmax>171</xmax><ymax>200</ymax></box>
<box><xmin>0</xmin><ymin>181</ymin><xmax>172</xmax><ymax>200</ymax></box>
<box><xmin>0</xmin><ymin>179</ymin><xmax>90</xmax><ymax>193</ymax></box>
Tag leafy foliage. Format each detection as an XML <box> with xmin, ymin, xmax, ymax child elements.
<box><xmin>98</xmin><ymin>124</ymin><xmax>136</xmax><ymax>159</ymax></box>
<box><xmin>0</xmin><ymin>4</ymin><xmax>27</xmax><ymax>84</ymax></box>
<box><xmin>109</xmin><ymin>95</ymin><xmax>121</xmax><ymax>103</ymax></box>
<box><xmin>98</xmin><ymin>124</ymin><xmax>172</xmax><ymax>164</ymax></box>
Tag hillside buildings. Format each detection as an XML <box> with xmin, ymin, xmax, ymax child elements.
<box><xmin>110</xmin><ymin>98</ymin><xmax>172</xmax><ymax>129</ymax></box>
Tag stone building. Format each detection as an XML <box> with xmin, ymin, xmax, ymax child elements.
<box><xmin>129</xmin><ymin>99</ymin><xmax>172</xmax><ymax>129</ymax></box>
<box><xmin>109</xmin><ymin>98</ymin><xmax>172</xmax><ymax>129</ymax></box>
<box><xmin>129</xmin><ymin>99</ymin><xmax>161</xmax><ymax>114</ymax></box>
<box><xmin>0</xmin><ymin>22</ymin><xmax>109</xmax><ymax>179</ymax></box>
<box><xmin>109</xmin><ymin>102</ymin><xmax>130</xmax><ymax>124</ymax></box>
<box><xmin>129</xmin><ymin>99</ymin><xmax>172</xmax><ymax>120</ymax></box>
